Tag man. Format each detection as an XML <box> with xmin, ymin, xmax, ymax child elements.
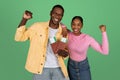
<box><xmin>15</xmin><ymin>5</ymin><xmax>69</xmax><ymax>80</ymax></box>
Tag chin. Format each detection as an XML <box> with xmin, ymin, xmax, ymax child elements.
<box><xmin>53</xmin><ymin>22</ymin><xmax>59</xmax><ymax>25</ymax></box>
<box><xmin>73</xmin><ymin>32</ymin><xmax>80</xmax><ymax>35</ymax></box>
<box><xmin>73</xmin><ymin>32</ymin><xmax>78</xmax><ymax>34</ymax></box>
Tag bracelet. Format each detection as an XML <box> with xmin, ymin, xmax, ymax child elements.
<box><xmin>49</xmin><ymin>37</ymin><xmax>56</xmax><ymax>44</ymax></box>
<box><xmin>61</xmin><ymin>37</ymin><xmax>67</xmax><ymax>43</ymax></box>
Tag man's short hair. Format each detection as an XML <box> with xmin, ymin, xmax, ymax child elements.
<box><xmin>51</xmin><ymin>4</ymin><xmax>64</xmax><ymax>13</ymax></box>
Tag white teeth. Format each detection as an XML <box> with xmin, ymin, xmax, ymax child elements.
<box><xmin>54</xmin><ymin>18</ymin><xmax>58</xmax><ymax>21</ymax></box>
<box><xmin>74</xmin><ymin>29</ymin><xmax>78</xmax><ymax>32</ymax></box>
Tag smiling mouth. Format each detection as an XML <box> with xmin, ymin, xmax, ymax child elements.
<box><xmin>54</xmin><ymin>18</ymin><xmax>59</xmax><ymax>21</ymax></box>
<box><xmin>73</xmin><ymin>29</ymin><xmax>79</xmax><ymax>32</ymax></box>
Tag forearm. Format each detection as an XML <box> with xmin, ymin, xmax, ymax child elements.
<box><xmin>90</xmin><ymin>32</ymin><xmax>109</xmax><ymax>55</ymax></box>
<box><xmin>15</xmin><ymin>10</ymin><xmax>32</xmax><ymax>41</ymax></box>
<box><xmin>101</xmin><ymin>32</ymin><xmax>109</xmax><ymax>54</ymax></box>
<box><xmin>18</xmin><ymin>18</ymin><xmax>28</xmax><ymax>28</ymax></box>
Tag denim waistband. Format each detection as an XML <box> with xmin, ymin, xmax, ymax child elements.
<box><xmin>68</xmin><ymin>58</ymin><xmax>88</xmax><ymax>66</ymax></box>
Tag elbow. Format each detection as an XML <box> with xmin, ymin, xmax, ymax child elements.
<box><xmin>14</xmin><ymin>36</ymin><xmax>21</xmax><ymax>41</ymax></box>
<box><xmin>103</xmin><ymin>52</ymin><xmax>109</xmax><ymax>55</ymax></box>
<box><xmin>102</xmin><ymin>50</ymin><xmax>109</xmax><ymax>55</ymax></box>
<box><xmin>101</xmin><ymin>47</ymin><xmax>109</xmax><ymax>55</ymax></box>
<box><xmin>15</xmin><ymin>37</ymin><xmax>19</xmax><ymax>41</ymax></box>
<box><xmin>14</xmin><ymin>37</ymin><xmax>26</xmax><ymax>42</ymax></box>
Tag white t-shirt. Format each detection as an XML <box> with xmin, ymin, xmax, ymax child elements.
<box><xmin>44</xmin><ymin>27</ymin><xmax>59</xmax><ymax>68</ymax></box>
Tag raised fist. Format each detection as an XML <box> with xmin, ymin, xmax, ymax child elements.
<box><xmin>99</xmin><ymin>25</ymin><xmax>106</xmax><ymax>32</ymax></box>
<box><xmin>23</xmin><ymin>10</ymin><xmax>33</xmax><ymax>20</ymax></box>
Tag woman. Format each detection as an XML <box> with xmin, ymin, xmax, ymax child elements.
<box><xmin>67</xmin><ymin>16</ymin><xmax>109</xmax><ymax>80</ymax></box>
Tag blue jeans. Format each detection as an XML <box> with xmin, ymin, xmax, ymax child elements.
<box><xmin>67</xmin><ymin>58</ymin><xmax>91</xmax><ymax>80</ymax></box>
<box><xmin>33</xmin><ymin>67</ymin><xmax>68</xmax><ymax>80</ymax></box>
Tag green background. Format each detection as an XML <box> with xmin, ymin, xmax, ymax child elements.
<box><xmin>0</xmin><ymin>0</ymin><xmax>119</xmax><ymax>80</ymax></box>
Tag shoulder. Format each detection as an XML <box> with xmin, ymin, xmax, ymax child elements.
<box><xmin>83</xmin><ymin>33</ymin><xmax>91</xmax><ymax>38</ymax></box>
<box><xmin>32</xmin><ymin>21</ymin><xmax>49</xmax><ymax>27</ymax></box>
<box><xmin>81</xmin><ymin>33</ymin><xmax>94</xmax><ymax>40</ymax></box>
<box><xmin>29</xmin><ymin>21</ymin><xmax>49</xmax><ymax>29</ymax></box>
